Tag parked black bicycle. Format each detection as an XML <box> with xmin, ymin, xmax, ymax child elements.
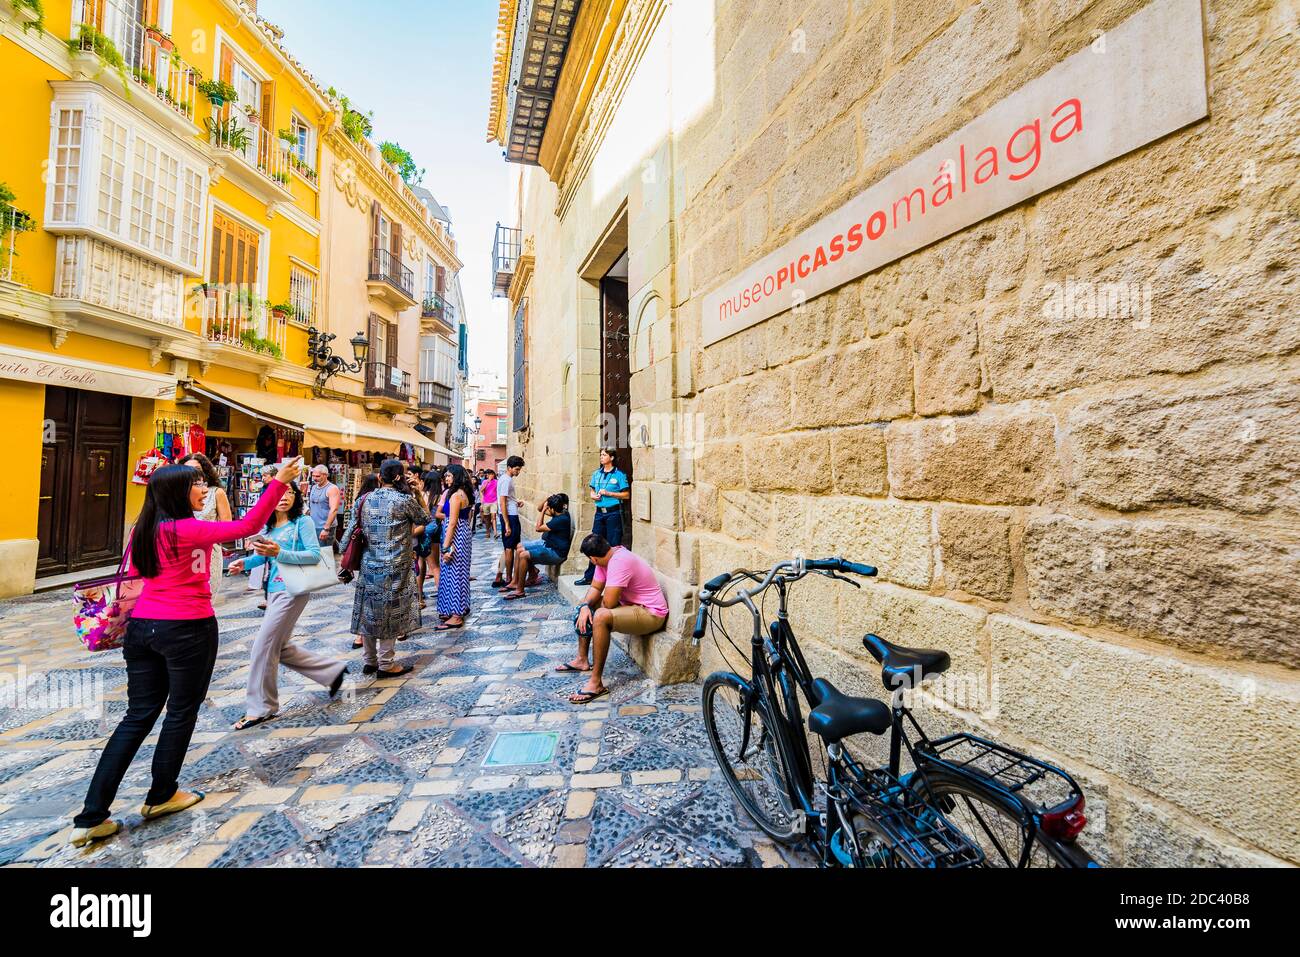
<box><xmin>694</xmin><ymin>556</ymin><xmax>1099</xmax><ymax>868</ymax></box>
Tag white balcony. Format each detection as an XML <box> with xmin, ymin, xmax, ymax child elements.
<box><xmin>198</xmin><ymin>285</ymin><xmax>288</xmax><ymax>361</ymax></box>
<box><xmin>68</xmin><ymin>0</ymin><xmax>201</xmax><ymax>140</ymax></box>
<box><xmin>50</xmin><ymin>236</ymin><xmax>188</xmax><ymax>336</ymax></box>
<box><xmin>206</xmin><ymin>120</ymin><xmax>294</xmax><ymax>207</ymax></box>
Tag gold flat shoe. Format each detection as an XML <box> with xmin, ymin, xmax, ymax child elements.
<box><xmin>70</xmin><ymin>820</ymin><xmax>120</xmax><ymax>847</ymax></box>
<box><xmin>140</xmin><ymin>790</ymin><xmax>205</xmax><ymax>821</ymax></box>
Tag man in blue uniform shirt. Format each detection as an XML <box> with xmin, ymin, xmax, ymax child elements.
<box><xmin>575</xmin><ymin>448</ymin><xmax>629</xmax><ymax>586</ymax></box>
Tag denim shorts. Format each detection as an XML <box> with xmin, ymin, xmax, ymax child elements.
<box><xmin>523</xmin><ymin>540</ymin><xmax>564</xmax><ymax>566</ymax></box>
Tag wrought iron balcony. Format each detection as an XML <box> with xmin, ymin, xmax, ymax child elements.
<box><xmin>419</xmin><ymin>381</ymin><xmax>453</xmax><ymax>415</ymax></box>
<box><xmin>421</xmin><ymin>292</ymin><xmax>456</xmax><ymax>329</ymax></box>
<box><xmin>368</xmin><ymin>248</ymin><xmax>416</xmax><ymax>307</ymax></box>
<box><xmin>364</xmin><ymin>361</ymin><xmax>411</xmax><ymax>402</ymax></box>
<box><xmin>492</xmin><ymin>224</ymin><xmax>521</xmax><ymax>298</ymax></box>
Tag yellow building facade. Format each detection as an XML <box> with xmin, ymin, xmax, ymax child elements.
<box><xmin>0</xmin><ymin>0</ymin><xmax>447</xmax><ymax>598</ymax></box>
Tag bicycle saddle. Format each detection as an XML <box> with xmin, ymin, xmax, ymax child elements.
<box><xmin>807</xmin><ymin>678</ymin><xmax>891</xmax><ymax>743</ymax></box>
<box><xmin>862</xmin><ymin>634</ymin><xmax>951</xmax><ymax>690</ymax></box>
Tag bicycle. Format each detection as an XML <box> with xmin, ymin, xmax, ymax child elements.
<box><xmin>693</xmin><ymin>556</ymin><xmax>1099</xmax><ymax>868</ymax></box>
<box><xmin>693</xmin><ymin>557</ymin><xmax>983</xmax><ymax>868</ymax></box>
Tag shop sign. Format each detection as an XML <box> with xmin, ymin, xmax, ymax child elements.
<box><xmin>0</xmin><ymin>345</ymin><xmax>176</xmax><ymax>399</ymax></box>
<box><xmin>701</xmin><ymin>0</ymin><xmax>1208</xmax><ymax>346</ymax></box>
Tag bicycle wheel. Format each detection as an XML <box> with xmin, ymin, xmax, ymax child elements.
<box><xmin>702</xmin><ymin>673</ymin><xmax>801</xmax><ymax>844</ymax></box>
<box><xmin>840</xmin><ymin>812</ymin><xmax>912</xmax><ymax>868</ymax></box>
<box><xmin>917</xmin><ymin>775</ymin><xmax>1057</xmax><ymax>867</ymax></box>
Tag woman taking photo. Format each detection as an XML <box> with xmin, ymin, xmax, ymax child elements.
<box><xmin>435</xmin><ymin>464</ymin><xmax>474</xmax><ymax>631</ymax></box>
<box><xmin>70</xmin><ymin>457</ymin><xmax>304</xmax><ymax>848</ymax></box>
<box><xmin>339</xmin><ymin>460</ymin><xmax>429</xmax><ymax>675</ymax></box>
<box><xmin>228</xmin><ymin>483</ymin><xmax>348</xmax><ymax>731</ymax></box>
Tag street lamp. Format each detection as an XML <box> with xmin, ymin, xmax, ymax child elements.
<box><xmin>308</xmin><ymin>328</ymin><xmax>369</xmax><ymax>392</ymax></box>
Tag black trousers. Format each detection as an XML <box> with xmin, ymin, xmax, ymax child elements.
<box><xmin>74</xmin><ymin>617</ymin><xmax>220</xmax><ymax>828</ymax></box>
<box><xmin>581</xmin><ymin>508</ymin><xmax>625</xmax><ymax>581</ymax></box>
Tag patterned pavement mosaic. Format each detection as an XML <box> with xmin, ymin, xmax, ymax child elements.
<box><xmin>0</xmin><ymin>534</ymin><xmax>805</xmax><ymax>868</ymax></box>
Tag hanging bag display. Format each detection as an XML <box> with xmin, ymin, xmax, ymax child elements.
<box><xmin>72</xmin><ymin>534</ymin><xmax>142</xmax><ymax>653</ymax></box>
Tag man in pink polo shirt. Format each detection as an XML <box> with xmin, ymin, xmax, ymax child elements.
<box><xmin>561</xmin><ymin>534</ymin><xmax>668</xmax><ymax>705</ymax></box>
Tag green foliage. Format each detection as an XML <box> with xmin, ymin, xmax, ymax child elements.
<box><xmin>68</xmin><ymin>24</ymin><xmax>129</xmax><ymax>92</ymax></box>
<box><xmin>11</xmin><ymin>0</ymin><xmax>45</xmax><ymax>34</ymax></box>
<box><xmin>0</xmin><ymin>182</ymin><xmax>35</xmax><ymax>235</ymax></box>
<box><xmin>205</xmin><ymin>117</ymin><xmax>251</xmax><ymax>152</ymax></box>
<box><xmin>196</xmin><ymin>78</ymin><xmax>238</xmax><ymax>106</ymax></box>
<box><xmin>328</xmin><ymin>87</ymin><xmax>373</xmax><ymax>143</ymax></box>
<box><xmin>239</xmin><ymin>328</ymin><xmax>283</xmax><ymax>359</ymax></box>
<box><xmin>270</xmin><ymin>302</ymin><xmax>296</xmax><ymax>318</ymax></box>
<box><xmin>378</xmin><ymin>141</ymin><xmax>424</xmax><ymax>187</ymax></box>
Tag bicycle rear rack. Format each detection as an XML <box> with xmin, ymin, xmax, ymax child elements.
<box><xmin>920</xmin><ymin>733</ymin><xmax>1082</xmax><ymax>814</ymax></box>
<box><xmin>845</xmin><ymin>767</ymin><xmax>986</xmax><ymax>868</ymax></box>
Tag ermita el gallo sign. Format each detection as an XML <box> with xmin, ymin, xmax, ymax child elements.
<box><xmin>701</xmin><ymin>0</ymin><xmax>1209</xmax><ymax>346</ymax></box>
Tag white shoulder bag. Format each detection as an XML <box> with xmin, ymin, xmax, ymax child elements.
<box><xmin>277</xmin><ymin>520</ymin><xmax>339</xmax><ymax>597</ymax></box>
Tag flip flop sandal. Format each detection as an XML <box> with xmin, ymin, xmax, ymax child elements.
<box><xmin>569</xmin><ymin>687</ymin><xmax>610</xmax><ymax>705</ymax></box>
<box><xmin>435</xmin><ymin>622</ymin><xmax>465</xmax><ymax>631</ymax></box>
<box><xmin>503</xmin><ymin>591</ymin><xmax>527</xmax><ymax>601</ymax></box>
<box><xmin>554</xmin><ymin>663</ymin><xmax>591</xmax><ymax>674</ymax></box>
<box><xmin>233</xmin><ymin>714</ymin><xmax>277</xmax><ymax>732</ymax></box>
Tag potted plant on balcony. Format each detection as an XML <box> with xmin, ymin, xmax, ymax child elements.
<box><xmin>145</xmin><ymin>23</ymin><xmax>174</xmax><ymax>52</ymax></box>
<box><xmin>243</xmin><ymin>104</ymin><xmax>261</xmax><ymax>124</ymax></box>
<box><xmin>67</xmin><ymin>24</ymin><xmax>129</xmax><ymax>93</ymax></box>
<box><xmin>269</xmin><ymin>301</ymin><xmax>295</xmax><ymax>322</ymax></box>
<box><xmin>10</xmin><ymin>0</ymin><xmax>45</xmax><ymax>34</ymax></box>
<box><xmin>277</xmin><ymin>127</ymin><xmax>296</xmax><ymax>151</ymax></box>
<box><xmin>196</xmin><ymin>78</ymin><xmax>237</xmax><ymax>108</ymax></box>
<box><xmin>204</xmin><ymin>117</ymin><xmax>251</xmax><ymax>153</ymax></box>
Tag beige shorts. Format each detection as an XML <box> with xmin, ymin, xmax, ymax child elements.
<box><xmin>608</xmin><ymin>605</ymin><xmax>667</xmax><ymax>636</ymax></box>
<box><xmin>482</xmin><ymin>502</ymin><xmax>497</xmax><ymax>515</ymax></box>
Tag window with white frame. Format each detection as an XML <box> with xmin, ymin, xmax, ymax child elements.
<box><xmin>51</xmin><ymin>109</ymin><xmax>84</xmax><ymax>222</ymax></box>
<box><xmin>424</xmin><ymin>259</ymin><xmax>435</xmax><ymax>300</ymax></box>
<box><xmin>290</xmin><ymin>114</ymin><xmax>314</xmax><ymax>168</ymax></box>
<box><xmin>97</xmin><ymin>116</ymin><xmax>127</xmax><ymax>234</ymax></box>
<box><xmin>48</xmin><ymin>92</ymin><xmax>207</xmax><ymax>274</ymax></box>
<box><xmin>289</xmin><ymin>265</ymin><xmax>316</xmax><ymax>324</ymax></box>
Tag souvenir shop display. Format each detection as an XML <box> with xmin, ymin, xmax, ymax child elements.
<box><xmin>153</xmin><ymin>413</ymin><xmax>203</xmax><ymax>462</ymax></box>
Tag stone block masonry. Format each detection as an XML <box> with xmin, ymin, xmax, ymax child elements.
<box><xmin>505</xmin><ymin>0</ymin><xmax>1300</xmax><ymax>868</ymax></box>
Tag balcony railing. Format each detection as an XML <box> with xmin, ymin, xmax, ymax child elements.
<box><xmin>492</xmin><ymin>224</ymin><xmax>521</xmax><ymax>298</ymax></box>
<box><xmin>419</xmin><ymin>381</ymin><xmax>453</xmax><ymax>414</ymax></box>
<box><xmin>54</xmin><ymin>237</ymin><xmax>186</xmax><ymax>325</ymax></box>
<box><xmin>198</xmin><ymin>285</ymin><xmax>287</xmax><ymax>358</ymax></box>
<box><xmin>369</xmin><ymin>249</ymin><xmax>415</xmax><ymax>300</ymax></box>
<box><xmin>422</xmin><ymin>292</ymin><xmax>455</xmax><ymax>327</ymax></box>
<box><xmin>365</xmin><ymin>361</ymin><xmax>411</xmax><ymax>402</ymax></box>
<box><xmin>72</xmin><ymin>0</ymin><xmax>200</xmax><ymax>123</ymax></box>
<box><xmin>207</xmin><ymin>120</ymin><xmax>290</xmax><ymax>192</ymax></box>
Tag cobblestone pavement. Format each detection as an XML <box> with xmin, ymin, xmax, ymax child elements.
<box><xmin>0</xmin><ymin>535</ymin><xmax>804</xmax><ymax>868</ymax></box>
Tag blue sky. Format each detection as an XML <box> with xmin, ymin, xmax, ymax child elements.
<box><xmin>260</xmin><ymin>0</ymin><xmax>510</xmax><ymax>380</ymax></box>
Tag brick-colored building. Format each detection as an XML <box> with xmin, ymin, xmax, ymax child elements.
<box><xmin>471</xmin><ymin>391</ymin><xmax>509</xmax><ymax>473</ymax></box>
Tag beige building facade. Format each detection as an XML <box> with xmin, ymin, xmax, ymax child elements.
<box><xmin>488</xmin><ymin>0</ymin><xmax>1300</xmax><ymax>866</ymax></box>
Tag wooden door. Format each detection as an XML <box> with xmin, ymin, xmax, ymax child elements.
<box><xmin>600</xmin><ymin>272</ymin><xmax>632</xmax><ymax>544</ymax></box>
<box><xmin>38</xmin><ymin>387</ymin><xmax>131</xmax><ymax>577</ymax></box>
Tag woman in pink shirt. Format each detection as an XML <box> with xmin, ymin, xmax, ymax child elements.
<box><xmin>70</xmin><ymin>457</ymin><xmax>304</xmax><ymax>848</ymax></box>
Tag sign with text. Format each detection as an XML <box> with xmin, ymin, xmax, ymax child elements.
<box><xmin>701</xmin><ymin>0</ymin><xmax>1208</xmax><ymax>346</ymax></box>
<box><xmin>0</xmin><ymin>346</ymin><xmax>176</xmax><ymax>399</ymax></box>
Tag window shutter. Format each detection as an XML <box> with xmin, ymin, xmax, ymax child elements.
<box><xmin>144</xmin><ymin>0</ymin><xmax>160</xmax><ymax>27</ymax></box>
<box><xmin>435</xmin><ymin>265</ymin><xmax>446</xmax><ymax>295</ymax></box>
<box><xmin>85</xmin><ymin>0</ymin><xmax>105</xmax><ymax>29</ymax></box>
<box><xmin>259</xmin><ymin>81</ymin><xmax>275</xmax><ymax>171</ymax></box>
<box><xmin>391</xmin><ymin>222</ymin><xmax>403</xmax><ymax>262</ymax></box>
<box><xmin>369</xmin><ymin>200</ymin><xmax>380</xmax><ymax>261</ymax></box>
<box><xmin>219</xmin><ymin>46</ymin><xmax>235</xmax><ymax>123</ymax></box>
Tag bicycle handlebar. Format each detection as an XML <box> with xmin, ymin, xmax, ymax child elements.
<box><xmin>692</xmin><ymin>557</ymin><xmax>877</xmax><ymax>641</ymax></box>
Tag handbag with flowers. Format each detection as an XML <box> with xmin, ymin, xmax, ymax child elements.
<box><xmin>72</xmin><ymin>533</ymin><xmax>142</xmax><ymax>653</ymax></box>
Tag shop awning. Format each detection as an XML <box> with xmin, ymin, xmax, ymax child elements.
<box><xmin>192</xmin><ymin>381</ymin><xmax>460</xmax><ymax>458</ymax></box>
<box><xmin>0</xmin><ymin>345</ymin><xmax>176</xmax><ymax>399</ymax></box>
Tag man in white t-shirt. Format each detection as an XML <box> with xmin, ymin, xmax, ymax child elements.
<box><xmin>492</xmin><ymin>456</ymin><xmax>525</xmax><ymax>589</ymax></box>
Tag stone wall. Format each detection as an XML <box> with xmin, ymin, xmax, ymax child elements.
<box><xmin>512</xmin><ymin>0</ymin><xmax>1300</xmax><ymax>865</ymax></box>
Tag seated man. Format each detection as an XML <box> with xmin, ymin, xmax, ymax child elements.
<box><xmin>560</xmin><ymin>534</ymin><xmax>668</xmax><ymax>705</ymax></box>
<box><xmin>504</xmin><ymin>493</ymin><xmax>572</xmax><ymax>599</ymax></box>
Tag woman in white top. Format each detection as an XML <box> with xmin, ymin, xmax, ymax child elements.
<box><xmin>182</xmin><ymin>453</ymin><xmax>232</xmax><ymax>604</ymax></box>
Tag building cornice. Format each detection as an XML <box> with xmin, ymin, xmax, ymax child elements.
<box><xmin>537</xmin><ymin>0</ymin><xmax>622</xmax><ymax>179</ymax></box>
<box><xmin>551</xmin><ymin>0</ymin><xmax>664</xmax><ymax>219</ymax></box>
<box><xmin>325</xmin><ymin>128</ymin><xmax>463</xmax><ymax>273</ymax></box>
<box><xmin>487</xmin><ymin>0</ymin><xmax>521</xmax><ymax>144</ymax></box>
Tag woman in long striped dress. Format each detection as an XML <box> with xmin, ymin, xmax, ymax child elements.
<box><xmin>435</xmin><ymin>464</ymin><xmax>474</xmax><ymax>631</ymax></box>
